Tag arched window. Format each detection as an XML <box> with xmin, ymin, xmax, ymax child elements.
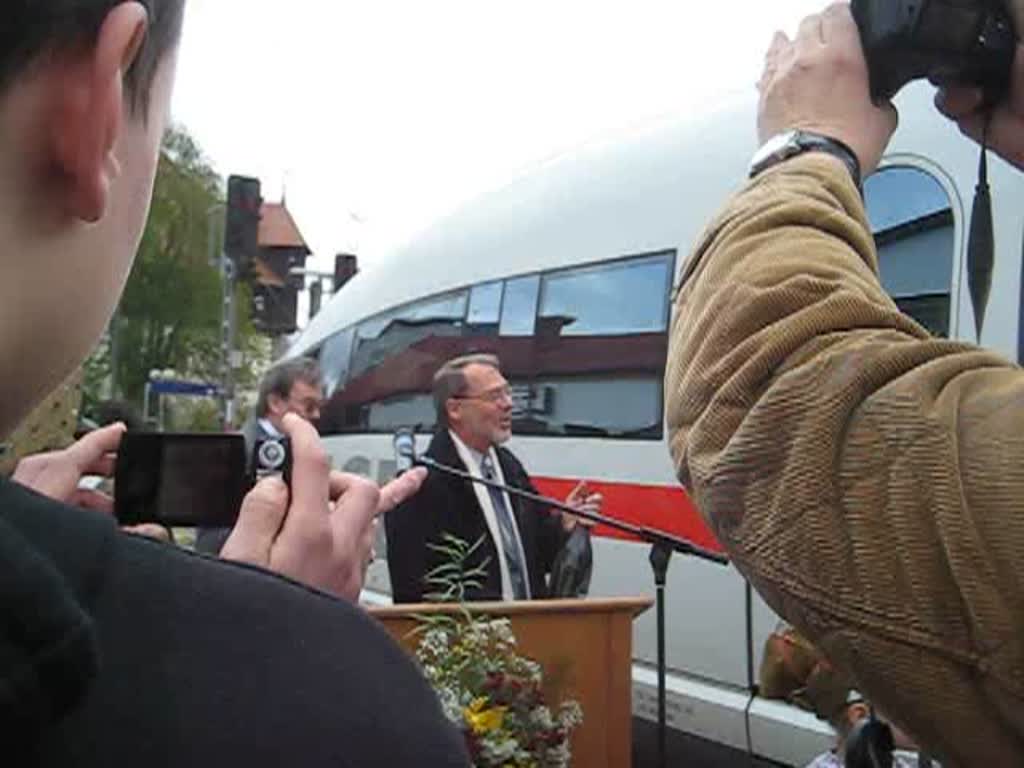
<box><xmin>863</xmin><ymin>166</ymin><xmax>956</xmax><ymax>337</ymax></box>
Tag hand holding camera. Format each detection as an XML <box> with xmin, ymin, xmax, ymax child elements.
<box><xmin>758</xmin><ymin>1</ymin><xmax>1023</xmax><ymax>178</ymax></box>
<box><xmin>936</xmin><ymin>32</ymin><xmax>1024</xmax><ymax>169</ymax></box>
<box><xmin>12</xmin><ymin>422</ymin><xmax>171</xmax><ymax>541</ymax></box>
<box><xmin>221</xmin><ymin>413</ymin><xmax>427</xmax><ymax>600</ymax></box>
<box><xmin>18</xmin><ymin>410</ymin><xmax>426</xmax><ymax>600</ymax></box>
<box><xmin>12</xmin><ymin>421</ymin><xmax>124</xmax><ymax>512</ymax></box>
<box><xmin>757</xmin><ymin>3</ymin><xmax>898</xmax><ymax>178</ymax></box>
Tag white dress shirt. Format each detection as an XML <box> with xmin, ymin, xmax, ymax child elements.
<box><xmin>448</xmin><ymin>430</ymin><xmax>531</xmax><ymax>600</ymax></box>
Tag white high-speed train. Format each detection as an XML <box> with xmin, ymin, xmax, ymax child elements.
<box><xmin>287</xmin><ymin>82</ymin><xmax>1024</xmax><ymax>765</ymax></box>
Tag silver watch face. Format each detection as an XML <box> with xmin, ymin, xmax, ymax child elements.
<box><xmin>751</xmin><ymin>130</ymin><xmax>798</xmax><ymax>169</ymax></box>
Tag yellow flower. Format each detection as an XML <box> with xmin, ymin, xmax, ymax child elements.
<box><xmin>464</xmin><ymin>697</ymin><xmax>507</xmax><ymax>734</ymax></box>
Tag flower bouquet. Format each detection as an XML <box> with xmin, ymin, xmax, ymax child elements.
<box><xmin>414</xmin><ymin>536</ymin><xmax>583</xmax><ymax>767</ymax></box>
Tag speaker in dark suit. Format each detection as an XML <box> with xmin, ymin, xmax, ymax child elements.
<box><xmin>385</xmin><ymin>354</ymin><xmax>601</xmax><ymax>603</ymax></box>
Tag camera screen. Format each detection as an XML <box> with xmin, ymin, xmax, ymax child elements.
<box><xmin>114</xmin><ymin>433</ymin><xmax>249</xmax><ymax>527</ymax></box>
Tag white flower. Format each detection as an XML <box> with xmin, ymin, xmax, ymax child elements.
<box><xmin>545</xmin><ymin>741</ymin><xmax>571</xmax><ymax>767</ymax></box>
<box><xmin>559</xmin><ymin>700</ymin><xmax>584</xmax><ymax>729</ymax></box>
<box><xmin>488</xmin><ymin>618</ymin><xmax>515</xmax><ymax>645</ymax></box>
<box><xmin>521</xmin><ymin>659</ymin><xmax>543</xmax><ymax>682</ymax></box>
<box><xmin>480</xmin><ymin>736</ymin><xmax>518</xmax><ymax>763</ymax></box>
<box><xmin>435</xmin><ymin>686</ymin><xmax>463</xmax><ymax>725</ymax></box>
<box><xmin>530</xmin><ymin>706</ymin><xmax>555</xmax><ymax>730</ymax></box>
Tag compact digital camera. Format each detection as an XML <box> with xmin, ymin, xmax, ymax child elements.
<box><xmin>114</xmin><ymin>433</ymin><xmax>294</xmax><ymax>528</ymax></box>
<box><xmin>853</xmin><ymin>0</ymin><xmax>1017</xmax><ymax>103</ymax></box>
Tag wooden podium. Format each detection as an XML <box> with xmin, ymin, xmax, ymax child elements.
<box><xmin>368</xmin><ymin>597</ymin><xmax>652</xmax><ymax>768</ymax></box>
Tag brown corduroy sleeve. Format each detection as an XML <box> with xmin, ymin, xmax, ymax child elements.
<box><xmin>665</xmin><ymin>152</ymin><xmax>1024</xmax><ymax>765</ymax></box>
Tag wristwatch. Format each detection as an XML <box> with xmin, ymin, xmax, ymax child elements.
<box><xmin>748</xmin><ymin>129</ymin><xmax>861</xmax><ymax>189</ymax></box>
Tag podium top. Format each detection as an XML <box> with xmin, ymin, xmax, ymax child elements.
<box><xmin>366</xmin><ymin>596</ymin><xmax>653</xmax><ymax>619</ymax></box>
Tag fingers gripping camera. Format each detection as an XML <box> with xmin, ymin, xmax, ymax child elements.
<box><xmin>853</xmin><ymin>0</ymin><xmax>1017</xmax><ymax>104</ymax></box>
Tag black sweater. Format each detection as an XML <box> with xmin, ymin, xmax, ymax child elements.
<box><xmin>0</xmin><ymin>478</ymin><xmax>469</xmax><ymax>766</ymax></box>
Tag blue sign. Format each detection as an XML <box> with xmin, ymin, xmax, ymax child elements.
<box><xmin>149</xmin><ymin>379</ymin><xmax>221</xmax><ymax>397</ymax></box>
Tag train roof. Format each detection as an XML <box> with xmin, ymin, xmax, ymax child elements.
<box><xmin>290</xmin><ymin>82</ymin><xmax>985</xmax><ymax>356</ymax></box>
<box><xmin>289</xmin><ymin>92</ymin><xmax>758</xmax><ymax>355</ymax></box>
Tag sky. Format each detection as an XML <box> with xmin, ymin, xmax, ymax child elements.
<box><xmin>170</xmin><ymin>0</ymin><xmax>827</xmax><ymax>321</ymax></box>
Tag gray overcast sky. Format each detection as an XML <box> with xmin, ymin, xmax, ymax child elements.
<box><xmin>171</xmin><ymin>0</ymin><xmax>826</xmax><ymax>280</ymax></box>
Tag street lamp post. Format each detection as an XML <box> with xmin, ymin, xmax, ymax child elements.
<box><xmin>221</xmin><ymin>255</ymin><xmax>238</xmax><ymax>430</ymax></box>
<box><xmin>207</xmin><ymin>202</ymin><xmax>239</xmax><ymax>432</ymax></box>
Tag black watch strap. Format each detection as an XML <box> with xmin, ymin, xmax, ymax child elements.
<box><xmin>802</xmin><ymin>133</ymin><xmax>862</xmax><ymax>188</ymax></box>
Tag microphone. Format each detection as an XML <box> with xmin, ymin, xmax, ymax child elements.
<box><xmin>393</xmin><ymin>427</ymin><xmax>417</xmax><ymax>475</ymax></box>
<box><xmin>391</xmin><ymin>428</ymin><xmax>728</xmax><ymax>566</ymax></box>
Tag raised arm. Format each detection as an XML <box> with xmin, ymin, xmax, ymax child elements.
<box><xmin>665</xmin><ymin>4</ymin><xmax>1024</xmax><ymax>763</ymax></box>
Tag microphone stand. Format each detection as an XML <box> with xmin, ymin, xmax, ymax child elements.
<box><xmin>413</xmin><ymin>453</ymin><xmax>729</xmax><ymax>768</ymax></box>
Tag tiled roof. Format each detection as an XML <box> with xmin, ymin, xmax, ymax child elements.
<box><xmin>258</xmin><ymin>202</ymin><xmax>309</xmax><ymax>251</ymax></box>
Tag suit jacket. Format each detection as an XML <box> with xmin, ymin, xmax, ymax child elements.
<box><xmin>386</xmin><ymin>430</ymin><xmax>568</xmax><ymax>603</ymax></box>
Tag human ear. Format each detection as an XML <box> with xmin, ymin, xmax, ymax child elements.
<box><xmin>50</xmin><ymin>3</ymin><xmax>149</xmax><ymax>223</ymax></box>
<box><xmin>445</xmin><ymin>399</ymin><xmax>461</xmax><ymax>427</ymax></box>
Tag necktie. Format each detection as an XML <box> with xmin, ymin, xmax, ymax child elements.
<box><xmin>480</xmin><ymin>454</ymin><xmax>528</xmax><ymax>600</ymax></box>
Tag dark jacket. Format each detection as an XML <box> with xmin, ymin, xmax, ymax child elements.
<box><xmin>0</xmin><ymin>477</ymin><xmax>469</xmax><ymax>766</ymax></box>
<box><xmin>385</xmin><ymin>430</ymin><xmax>568</xmax><ymax>603</ymax></box>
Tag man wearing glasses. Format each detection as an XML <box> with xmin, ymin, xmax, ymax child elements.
<box><xmin>386</xmin><ymin>353</ymin><xmax>602</xmax><ymax>603</ymax></box>
<box><xmin>196</xmin><ymin>357</ymin><xmax>323</xmax><ymax>554</ymax></box>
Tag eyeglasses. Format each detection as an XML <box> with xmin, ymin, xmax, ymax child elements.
<box><xmin>289</xmin><ymin>396</ymin><xmax>323</xmax><ymax>414</ymax></box>
<box><xmin>452</xmin><ymin>385</ymin><xmax>513</xmax><ymax>405</ymax></box>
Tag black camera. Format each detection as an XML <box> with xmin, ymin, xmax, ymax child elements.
<box><xmin>853</xmin><ymin>0</ymin><xmax>1017</xmax><ymax>103</ymax></box>
<box><xmin>115</xmin><ymin>433</ymin><xmax>249</xmax><ymax>527</ymax></box>
<box><xmin>114</xmin><ymin>433</ymin><xmax>293</xmax><ymax>528</ymax></box>
<box><xmin>253</xmin><ymin>436</ymin><xmax>292</xmax><ymax>486</ymax></box>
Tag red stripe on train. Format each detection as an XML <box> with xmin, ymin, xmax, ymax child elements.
<box><xmin>531</xmin><ymin>477</ymin><xmax>723</xmax><ymax>554</ymax></box>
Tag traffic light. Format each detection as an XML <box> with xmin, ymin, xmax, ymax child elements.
<box><xmin>224</xmin><ymin>175</ymin><xmax>262</xmax><ymax>279</ymax></box>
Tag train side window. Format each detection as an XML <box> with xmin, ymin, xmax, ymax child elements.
<box><xmin>467</xmin><ymin>280</ymin><xmax>503</xmax><ymax>330</ymax></box>
<box><xmin>318</xmin><ymin>291</ymin><xmax>468</xmax><ymax>434</ymax></box>
<box><xmin>538</xmin><ymin>254</ymin><xmax>671</xmax><ymax>336</ymax></box>
<box><xmin>863</xmin><ymin>166</ymin><xmax>955</xmax><ymax>337</ymax></box>
<box><xmin>349</xmin><ymin>291</ymin><xmax>468</xmax><ymax>381</ymax></box>
<box><xmin>318</xmin><ymin>253</ymin><xmax>674</xmax><ymax>438</ymax></box>
<box><xmin>318</xmin><ymin>326</ymin><xmax>354</xmax><ymax>397</ymax></box>
<box><xmin>499</xmin><ymin>275</ymin><xmax>540</xmax><ymax>336</ymax></box>
<box><xmin>517</xmin><ymin>251</ymin><xmax>675</xmax><ymax>440</ymax></box>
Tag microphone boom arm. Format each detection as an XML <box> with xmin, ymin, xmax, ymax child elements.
<box><xmin>414</xmin><ymin>454</ymin><xmax>728</xmax><ymax>567</ymax></box>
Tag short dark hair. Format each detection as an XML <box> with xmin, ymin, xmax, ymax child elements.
<box><xmin>432</xmin><ymin>353</ymin><xmax>501</xmax><ymax>428</ymax></box>
<box><xmin>256</xmin><ymin>358</ymin><xmax>322</xmax><ymax>418</ymax></box>
<box><xmin>2</xmin><ymin>1</ymin><xmax>186</xmax><ymax>113</ymax></box>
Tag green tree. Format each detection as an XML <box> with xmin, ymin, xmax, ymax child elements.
<box><xmin>83</xmin><ymin>125</ymin><xmax>270</xmax><ymax>429</ymax></box>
